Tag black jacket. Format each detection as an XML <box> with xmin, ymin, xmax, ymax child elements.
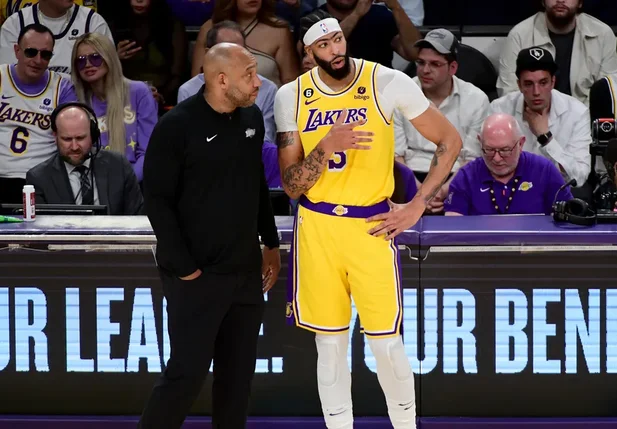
<box><xmin>25</xmin><ymin>150</ymin><xmax>144</xmax><ymax>215</ymax></box>
<box><xmin>143</xmin><ymin>89</ymin><xmax>279</xmax><ymax>277</ymax></box>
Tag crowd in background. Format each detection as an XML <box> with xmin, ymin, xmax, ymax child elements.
<box><xmin>0</xmin><ymin>0</ymin><xmax>616</xmax><ymax>217</ymax></box>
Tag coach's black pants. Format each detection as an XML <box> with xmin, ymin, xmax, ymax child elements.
<box><xmin>138</xmin><ymin>268</ymin><xmax>265</xmax><ymax>429</ymax></box>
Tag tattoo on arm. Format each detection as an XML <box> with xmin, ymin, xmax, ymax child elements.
<box><xmin>282</xmin><ymin>146</ymin><xmax>327</xmax><ymax>196</ymax></box>
<box><xmin>430</xmin><ymin>142</ymin><xmax>447</xmax><ymax>167</ymax></box>
<box><xmin>423</xmin><ymin>143</ymin><xmax>450</xmax><ymax>204</ymax></box>
<box><xmin>277</xmin><ymin>132</ymin><xmax>295</xmax><ymax>149</ymax></box>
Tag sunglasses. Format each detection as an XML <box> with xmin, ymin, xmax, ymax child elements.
<box><xmin>76</xmin><ymin>53</ymin><xmax>104</xmax><ymax>71</ymax></box>
<box><xmin>23</xmin><ymin>47</ymin><xmax>53</xmax><ymax>61</ymax></box>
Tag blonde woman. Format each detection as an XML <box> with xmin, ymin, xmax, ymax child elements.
<box><xmin>70</xmin><ymin>32</ymin><xmax>158</xmax><ymax>182</ymax></box>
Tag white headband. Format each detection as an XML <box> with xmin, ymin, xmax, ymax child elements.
<box><xmin>303</xmin><ymin>18</ymin><xmax>342</xmax><ymax>46</ymax></box>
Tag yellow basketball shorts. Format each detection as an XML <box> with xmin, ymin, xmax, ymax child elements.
<box><xmin>285</xmin><ymin>196</ymin><xmax>403</xmax><ymax>338</ymax></box>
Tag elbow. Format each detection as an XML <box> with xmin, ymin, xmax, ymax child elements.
<box><xmin>282</xmin><ymin>185</ymin><xmax>302</xmax><ymax>201</ymax></box>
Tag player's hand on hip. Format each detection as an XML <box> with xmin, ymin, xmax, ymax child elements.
<box><xmin>366</xmin><ymin>198</ymin><xmax>425</xmax><ymax>240</ymax></box>
<box><xmin>323</xmin><ymin>108</ymin><xmax>373</xmax><ymax>152</ymax></box>
<box><xmin>262</xmin><ymin>247</ymin><xmax>281</xmax><ymax>293</ymax></box>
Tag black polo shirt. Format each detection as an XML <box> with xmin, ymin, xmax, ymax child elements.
<box><xmin>143</xmin><ymin>86</ymin><xmax>279</xmax><ymax>277</ymax></box>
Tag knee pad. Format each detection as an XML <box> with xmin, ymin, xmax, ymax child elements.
<box><xmin>315</xmin><ymin>333</ymin><xmax>348</xmax><ymax>387</ymax></box>
<box><xmin>368</xmin><ymin>336</ymin><xmax>412</xmax><ymax>381</ymax></box>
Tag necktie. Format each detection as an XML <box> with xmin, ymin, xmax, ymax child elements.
<box><xmin>75</xmin><ymin>165</ymin><xmax>94</xmax><ymax>205</ymax></box>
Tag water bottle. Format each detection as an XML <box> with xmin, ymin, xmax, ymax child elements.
<box><xmin>22</xmin><ymin>185</ymin><xmax>35</xmax><ymax>222</ymax></box>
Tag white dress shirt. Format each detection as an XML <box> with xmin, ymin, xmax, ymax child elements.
<box><xmin>496</xmin><ymin>12</ymin><xmax>617</xmax><ymax>105</ymax></box>
<box><xmin>395</xmin><ymin>75</ymin><xmax>490</xmax><ymax>173</ymax></box>
<box><xmin>63</xmin><ymin>158</ymin><xmax>100</xmax><ymax>205</ymax></box>
<box><xmin>489</xmin><ymin>89</ymin><xmax>592</xmax><ymax>186</ymax></box>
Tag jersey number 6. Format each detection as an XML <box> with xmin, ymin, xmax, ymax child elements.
<box><xmin>328</xmin><ymin>151</ymin><xmax>347</xmax><ymax>171</ymax></box>
<box><xmin>10</xmin><ymin>127</ymin><xmax>30</xmax><ymax>155</ymax></box>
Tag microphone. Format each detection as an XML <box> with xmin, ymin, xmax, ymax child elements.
<box><xmin>553</xmin><ymin>178</ymin><xmax>577</xmax><ymax>207</ymax></box>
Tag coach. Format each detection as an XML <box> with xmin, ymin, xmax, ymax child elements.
<box><xmin>139</xmin><ymin>43</ymin><xmax>281</xmax><ymax>429</ymax></box>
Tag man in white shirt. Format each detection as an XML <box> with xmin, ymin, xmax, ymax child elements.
<box><xmin>395</xmin><ymin>28</ymin><xmax>489</xmax><ymax>213</ymax></box>
<box><xmin>496</xmin><ymin>0</ymin><xmax>617</xmax><ymax>105</ymax></box>
<box><xmin>0</xmin><ymin>0</ymin><xmax>113</xmax><ymax>74</ymax></box>
<box><xmin>490</xmin><ymin>46</ymin><xmax>591</xmax><ymax>188</ymax></box>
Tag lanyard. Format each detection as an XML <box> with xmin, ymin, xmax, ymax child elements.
<box><xmin>488</xmin><ymin>178</ymin><xmax>519</xmax><ymax>214</ymax></box>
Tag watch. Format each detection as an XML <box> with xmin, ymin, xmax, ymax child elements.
<box><xmin>537</xmin><ymin>131</ymin><xmax>553</xmax><ymax>146</ymax></box>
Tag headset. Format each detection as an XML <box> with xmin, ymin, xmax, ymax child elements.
<box><xmin>50</xmin><ymin>101</ymin><xmax>101</xmax><ymax>153</ymax></box>
<box><xmin>552</xmin><ymin>178</ymin><xmax>597</xmax><ymax>226</ymax></box>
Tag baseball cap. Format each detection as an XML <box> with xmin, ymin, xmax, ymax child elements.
<box><xmin>515</xmin><ymin>47</ymin><xmax>558</xmax><ymax>77</ymax></box>
<box><xmin>413</xmin><ymin>29</ymin><xmax>459</xmax><ymax>57</ymax></box>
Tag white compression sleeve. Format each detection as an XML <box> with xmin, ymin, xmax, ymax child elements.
<box><xmin>315</xmin><ymin>333</ymin><xmax>353</xmax><ymax>429</ymax></box>
<box><xmin>367</xmin><ymin>335</ymin><xmax>417</xmax><ymax>429</ymax></box>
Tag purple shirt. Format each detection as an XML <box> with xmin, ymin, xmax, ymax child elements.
<box><xmin>10</xmin><ymin>64</ymin><xmax>76</xmax><ymax>103</ymax></box>
<box><xmin>262</xmin><ymin>141</ymin><xmax>280</xmax><ymax>188</ymax></box>
<box><xmin>393</xmin><ymin>161</ymin><xmax>418</xmax><ymax>203</ymax></box>
<box><xmin>89</xmin><ymin>80</ymin><xmax>158</xmax><ymax>182</ymax></box>
<box><xmin>444</xmin><ymin>152</ymin><xmax>574</xmax><ymax>216</ymax></box>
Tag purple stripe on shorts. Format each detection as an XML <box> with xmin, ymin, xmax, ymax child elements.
<box><xmin>299</xmin><ymin>195</ymin><xmax>389</xmax><ymax>218</ymax></box>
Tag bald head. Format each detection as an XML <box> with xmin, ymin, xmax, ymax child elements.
<box><xmin>202</xmin><ymin>42</ymin><xmax>261</xmax><ymax>110</ymax></box>
<box><xmin>479</xmin><ymin>113</ymin><xmax>525</xmax><ymax>179</ymax></box>
<box><xmin>203</xmin><ymin>43</ymin><xmax>254</xmax><ymax>84</ymax></box>
<box><xmin>55</xmin><ymin>106</ymin><xmax>94</xmax><ymax>166</ymax></box>
<box><xmin>480</xmin><ymin>113</ymin><xmax>523</xmax><ymax>143</ymax></box>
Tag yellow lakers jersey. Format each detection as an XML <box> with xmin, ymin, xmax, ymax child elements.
<box><xmin>295</xmin><ymin>59</ymin><xmax>395</xmax><ymax>206</ymax></box>
<box><xmin>1</xmin><ymin>0</ymin><xmax>96</xmax><ymax>23</ymax></box>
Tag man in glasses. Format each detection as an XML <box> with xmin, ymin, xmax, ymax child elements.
<box><xmin>394</xmin><ymin>28</ymin><xmax>489</xmax><ymax>214</ymax></box>
<box><xmin>0</xmin><ymin>0</ymin><xmax>112</xmax><ymax>75</ymax></box>
<box><xmin>444</xmin><ymin>113</ymin><xmax>573</xmax><ymax>216</ymax></box>
<box><xmin>0</xmin><ymin>23</ymin><xmax>77</xmax><ymax>204</ymax></box>
<box><xmin>489</xmin><ymin>47</ymin><xmax>591</xmax><ymax>192</ymax></box>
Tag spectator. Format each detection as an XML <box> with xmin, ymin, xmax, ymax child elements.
<box><xmin>190</xmin><ymin>0</ymin><xmax>299</xmax><ymax>87</ymax></box>
<box><xmin>26</xmin><ymin>103</ymin><xmax>144</xmax><ymax>215</ymax></box>
<box><xmin>444</xmin><ymin>113</ymin><xmax>573</xmax><ymax>216</ymax></box>
<box><xmin>490</xmin><ymin>47</ymin><xmax>591</xmax><ymax>187</ymax></box>
<box><xmin>496</xmin><ymin>0</ymin><xmax>617</xmax><ymax>105</ymax></box>
<box><xmin>178</xmin><ymin>20</ymin><xmax>277</xmax><ymax>143</ymax></box>
<box><xmin>0</xmin><ymin>0</ymin><xmax>113</xmax><ymax>75</ymax></box>
<box><xmin>0</xmin><ymin>23</ymin><xmax>77</xmax><ymax>204</ymax></box>
<box><xmin>71</xmin><ymin>32</ymin><xmax>158</xmax><ymax>183</ymax></box>
<box><xmin>0</xmin><ymin>0</ymin><xmax>97</xmax><ymax>26</ymax></box>
<box><xmin>109</xmin><ymin>0</ymin><xmax>187</xmax><ymax>106</ymax></box>
<box><xmin>314</xmin><ymin>0</ymin><xmax>422</xmax><ymax>68</ymax></box>
<box><xmin>394</xmin><ymin>29</ymin><xmax>489</xmax><ymax>213</ymax></box>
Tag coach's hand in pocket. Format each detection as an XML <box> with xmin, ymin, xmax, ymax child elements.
<box><xmin>366</xmin><ymin>197</ymin><xmax>425</xmax><ymax>240</ymax></box>
<box><xmin>179</xmin><ymin>269</ymin><xmax>202</xmax><ymax>281</ymax></box>
<box><xmin>262</xmin><ymin>247</ymin><xmax>281</xmax><ymax>293</ymax></box>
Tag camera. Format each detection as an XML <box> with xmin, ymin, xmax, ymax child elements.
<box><xmin>590</xmin><ymin>118</ymin><xmax>617</xmax><ymax>157</ymax></box>
<box><xmin>590</xmin><ymin>120</ymin><xmax>617</xmax><ymax>211</ymax></box>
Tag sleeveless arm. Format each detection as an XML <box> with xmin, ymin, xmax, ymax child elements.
<box><xmin>274</xmin><ymin>82</ymin><xmax>334</xmax><ymax>200</ymax></box>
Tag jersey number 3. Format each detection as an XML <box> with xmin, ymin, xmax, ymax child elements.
<box><xmin>328</xmin><ymin>151</ymin><xmax>347</xmax><ymax>171</ymax></box>
<box><xmin>10</xmin><ymin>127</ymin><xmax>29</xmax><ymax>155</ymax></box>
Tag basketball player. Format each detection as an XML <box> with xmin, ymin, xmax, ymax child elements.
<box><xmin>0</xmin><ymin>0</ymin><xmax>111</xmax><ymax>74</ymax></box>
<box><xmin>274</xmin><ymin>18</ymin><xmax>462</xmax><ymax>429</ymax></box>
<box><xmin>0</xmin><ymin>23</ymin><xmax>77</xmax><ymax>204</ymax></box>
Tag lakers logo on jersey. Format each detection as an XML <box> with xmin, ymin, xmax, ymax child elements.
<box><xmin>0</xmin><ymin>101</ymin><xmax>52</xmax><ymax>130</ymax></box>
<box><xmin>302</xmin><ymin>108</ymin><xmax>368</xmax><ymax>133</ymax></box>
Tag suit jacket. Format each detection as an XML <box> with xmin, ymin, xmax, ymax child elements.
<box><xmin>25</xmin><ymin>150</ymin><xmax>144</xmax><ymax>215</ymax></box>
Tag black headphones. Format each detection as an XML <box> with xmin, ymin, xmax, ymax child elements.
<box><xmin>552</xmin><ymin>198</ymin><xmax>597</xmax><ymax>226</ymax></box>
<box><xmin>50</xmin><ymin>101</ymin><xmax>101</xmax><ymax>152</ymax></box>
